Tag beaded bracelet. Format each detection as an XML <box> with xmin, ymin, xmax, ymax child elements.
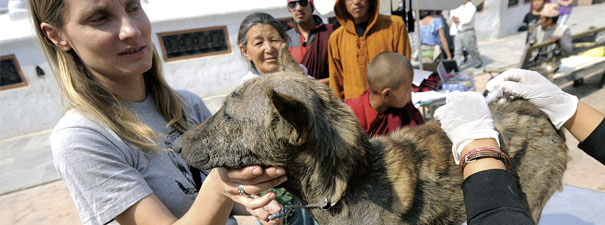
<box><xmin>459</xmin><ymin>147</ymin><xmax>512</xmax><ymax>175</ymax></box>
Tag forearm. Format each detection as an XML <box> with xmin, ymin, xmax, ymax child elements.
<box><xmin>560</xmin><ymin>0</ymin><xmax>573</xmax><ymax>6</ymax></box>
<box><xmin>328</xmin><ymin>46</ymin><xmax>344</xmax><ymax>99</ymax></box>
<box><xmin>317</xmin><ymin>77</ymin><xmax>330</xmax><ymax>85</ymax></box>
<box><xmin>564</xmin><ymin>102</ymin><xmax>604</xmax><ymax>143</ymax></box>
<box><xmin>438</xmin><ymin>29</ymin><xmax>452</xmax><ymax>59</ymax></box>
<box><xmin>462</xmin><ymin>170</ymin><xmax>533</xmax><ymax>225</ymax></box>
<box><xmin>399</xmin><ymin>27</ymin><xmax>412</xmax><ymax>58</ymax></box>
<box><xmin>460</xmin><ymin>139</ymin><xmax>506</xmax><ymax>180</ymax></box>
<box><xmin>460</xmin><ymin>139</ymin><xmax>533</xmax><ymax>225</ymax></box>
<box><xmin>559</xmin><ymin>31</ymin><xmax>573</xmax><ymax>55</ymax></box>
<box><xmin>175</xmin><ymin>175</ymin><xmax>233</xmax><ymax>225</ymax></box>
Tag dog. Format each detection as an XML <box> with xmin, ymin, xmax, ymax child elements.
<box><xmin>174</xmin><ymin>45</ymin><xmax>567</xmax><ymax>225</ymax></box>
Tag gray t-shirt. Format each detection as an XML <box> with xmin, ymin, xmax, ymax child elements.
<box><xmin>50</xmin><ymin>90</ymin><xmax>234</xmax><ymax>225</ymax></box>
<box><xmin>529</xmin><ymin>24</ymin><xmax>573</xmax><ymax>55</ymax></box>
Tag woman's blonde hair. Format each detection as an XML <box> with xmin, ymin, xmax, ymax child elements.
<box><xmin>29</xmin><ymin>0</ymin><xmax>190</xmax><ymax>151</ymax></box>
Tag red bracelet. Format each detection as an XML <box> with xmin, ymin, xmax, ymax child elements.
<box><xmin>459</xmin><ymin>147</ymin><xmax>511</xmax><ymax>175</ymax></box>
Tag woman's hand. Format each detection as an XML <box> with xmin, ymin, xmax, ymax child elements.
<box><xmin>485</xmin><ymin>69</ymin><xmax>578</xmax><ymax>129</ymax></box>
<box><xmin>434</xmin><ymin>92</ymin><xmax>500</xmax><ymax>164</ymax></box>
<box><xmin>213</xmin><ymin>166</ymin><xmax>287</xmax><ymax>223</ymax></box>
<box><xmin>246</xmin><ymin>198</ymin><xmax>283</xmax><ymax>225</ymax></box>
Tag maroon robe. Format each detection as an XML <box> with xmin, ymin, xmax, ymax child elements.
<box><xmin>346</xmin><ymin>89</ymin><xmax>425</xmax><ymax>137</ymax></box>
<box><xmin>286</xmin><ymin>15</ymin><xmax>334</xmax><ymax>80</ymax></box>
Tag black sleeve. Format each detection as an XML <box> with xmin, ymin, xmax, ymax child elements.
<box><xmin>522</xmin><ymin>13</ymin><xmax>530</xmax><ymax>24</ymax></box>
<box><xmin>577</xmin><ymin>118</ymin><xmax>605</xmax><ymax>165</ymax></box>
<box><xmin>462</xmin><ymin>169</ymin><xmax>534</xmax><ymax>225</ymax></box>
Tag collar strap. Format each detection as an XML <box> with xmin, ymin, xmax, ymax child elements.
<box><xmin>268</xmin><ymin>196</ymin><xmax>332</xmax><ymax>220</ymax></box>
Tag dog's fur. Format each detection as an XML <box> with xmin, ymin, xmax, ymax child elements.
<box><xmin>175</xmin><ymin>45</ymin><xmax>567</xmax><ymax>225</ymax></box>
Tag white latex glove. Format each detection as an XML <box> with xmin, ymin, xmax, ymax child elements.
<box><xmin>434</xmin><ymin>92</ymin><xmax>500</xmax><ymax>164</ymax></box>
<box><xmin>485</xmin><ymin>69</ymin><xmax>578</xmax><ymax>129</ymax></box>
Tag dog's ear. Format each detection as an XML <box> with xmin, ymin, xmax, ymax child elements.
<box><xmin>327</xmin><ymin>176</ymin><xmax>347</xmax><ymax>208</ymax></box>
<box><xmin>277</xmin><ymin>43</ymin><xmax>306</xmax><ymax>75</ymax></box>
<box><xmin>266</xmin><ymin>85</ymin><xmax>313</xmax><ymax>145</ymax></box>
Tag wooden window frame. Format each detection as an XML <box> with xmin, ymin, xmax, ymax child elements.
<box><xmin>476</xmin><ymin>2</ymin><xmax>486</xmax><ymax>13</ymax></box>
<box><xmin>157</xmin><ymin>26</ymin><xmax>232</xmax><ymax>62</ymax></box>
<box><xmin>0</xmin><ymin>54</ymin><xmax>28</xmax><ymax>91</ymax></box>
<box><xmin>508</xmin><ymin>0</ymin><xmax>520</xmax><ymax>7</ymax></box>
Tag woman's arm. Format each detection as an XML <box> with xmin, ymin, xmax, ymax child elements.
<box><xmin>459</xmin><ymin>139</ymin><xmax>504</xmax><ymax>179</ymax></box>
<box><xmin>328</xmin><ymin>37</ymin><xmax>345</xmax><ymax>99</ymax></box>
<box><xmin>434</xmin><ymin>92</ymin><xmax>534</xmax><ymax>225</ymax></box>
<box><xmin>559</xmin><ymin>0</ymin><xmax>573</xmax><ymax>6</ymax></box>
<box><xmin>460</xmin><ymin>139</ymin><xmax>533</xmax><ymax>225</ymax></box>
<box><xmin>438</xmin><ymin>28</ymin><xmax>452</xmax><ymax>59</ymax></box>
<box><xmin>485</xmin><ymin>69</ymin><xmax>604</xmax><ymax>164</ymax></box>
<box><xmin>115</xmin><ymin>167</ymin><xmax>286</xmax><ymax>225</ymax></box>
<box><xmin>564</xmin><ymin>102</ymin><xmax>604</xmax><ymax>143</ymax></box>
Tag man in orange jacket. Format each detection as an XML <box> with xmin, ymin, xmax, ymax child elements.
<box><xmin>328</xmin><ymin>0</ymin><xmax>412</xmax><ymax>100</ymax></box>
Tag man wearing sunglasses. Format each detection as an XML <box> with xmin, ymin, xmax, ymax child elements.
<box><xmin>328</xmin><ymin>0</ymin><xmax>412</xmax><ymax>100</ymax></box>
<box><xmin>286</xmin><ymin>0</ymin><xmax>335</xmax><ymax>85</ymax></box>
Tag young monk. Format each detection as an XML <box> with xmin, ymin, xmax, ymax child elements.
<box><xmin>345</xmin><ymin>52</ymin><xmax>424</xmax><ymax>137</ymax></box>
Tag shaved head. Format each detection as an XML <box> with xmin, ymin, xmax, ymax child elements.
<box><xmin>367</xmin><ymin>52</ymin><xmax>414</xmax><ymax>93</ymax></box>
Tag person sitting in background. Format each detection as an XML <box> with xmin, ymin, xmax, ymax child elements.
<box><xmin>522</xmin><ymin>0</ymin><xmax>545</xmax><ymax>43</ymax></box>
<box><xmin>346</xmin><ymin>52</ymin><xmax>424</xmax><ymax>137</ymax></box>
<box><xmin>419</xmin><ymin>10</ymin><xmax>452</xmax><ymax>62</ymax></box>
<box><xmin>285</xmin><ymin>0</ymin><xmax>334</xmax><ymax>85</ymax></box>
<box><xmin>529</xmin><ymin>3</ymin><xmax>573</xmax><ymax>55</ymax></box>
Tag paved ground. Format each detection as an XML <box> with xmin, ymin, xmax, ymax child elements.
<box><xmin>1</xmin><ymin>4</ymin><xmax>604</xmax><ymax>225</ymax></box>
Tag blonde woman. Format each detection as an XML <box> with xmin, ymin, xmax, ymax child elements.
<box><xmin>29</xmin><ymin>0</ymin><xmax>284</xmax><ymax>224</ymax></box>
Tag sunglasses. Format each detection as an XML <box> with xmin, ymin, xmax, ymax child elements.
<box><xmin>288</xmin><ymin>0</ymin><xmax>310</xmax><ymax>10</ymax></box>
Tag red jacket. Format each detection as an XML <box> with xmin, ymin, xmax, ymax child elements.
<box><xmin>346</xmin><ymin>89</ymin><xmax>425</xmax><ymax>137</ymax></box>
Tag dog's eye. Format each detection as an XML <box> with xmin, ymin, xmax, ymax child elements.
<box><xmin>224</xmin><ymin>113</ymin><xmax>232</xmax><ymax>121</ymax></box>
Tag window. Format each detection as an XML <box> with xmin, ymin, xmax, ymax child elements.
<box><xmin>157</xmin><ymin>26</ymin><xmax>231</xmax><ymax>62</ymax></box>
<box><xmin>509</xmin><ymin>0</ymin><xmax>519</xmax><ymax>7</ymax></box>
<box><xmin>0</xmin><ymin>54</ymin><xmax>28</xmax><ymax>91</ymax></box>
<box><xmin>476</xmin><ymin>2</ymin><xmax>486</xmax><ymax>13</ymax></box>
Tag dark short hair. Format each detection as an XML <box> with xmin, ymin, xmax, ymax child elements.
<box><xmin>237</xmin><ymin>12</ymin><xmax>289</xmax><ymax>48</ymax></box>
<box><xmin>550</xmin><ymin>15</ymin><xmax>559</xmax><ymax>24</ymax></box>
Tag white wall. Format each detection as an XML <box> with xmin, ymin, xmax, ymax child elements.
<box><xmin>0</xmin><ymin>38</ymin><xmax>63</xmax><ymax>139</ymax></box>
<box><xmin>498</xmin><ymin>1</ymin><xmax>530</xmax><ymax>38</ymax></box>
<box><xmin>152</xmin><ymin>8</ymin><xmax>294</xmax><ymax>112</ymax></box>
<box><xmin>475</xmin><ymin>0</ymin><xmax>530</xmax><ymax>41</ymax></box>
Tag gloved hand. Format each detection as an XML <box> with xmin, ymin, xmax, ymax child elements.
<box><xmin>485</xmin><ymin>69</ymin><xmax>578</xmax><ymax>129</ymax></box>
<box><xmin>434</xmin><ymin>92</ymin><xmax>500</xmax><ymax>164</ymax></box>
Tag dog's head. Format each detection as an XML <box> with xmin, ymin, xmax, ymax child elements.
<box><xmin>174</xmin><ymin>44</ymin><xmax>370</xmax><ymax>205</ymax></box>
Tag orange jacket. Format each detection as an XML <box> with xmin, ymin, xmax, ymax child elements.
<box><xmin>328</xmin><ymin>0</ymin><xmax>412</xmax><ymax>100</ymax></box>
